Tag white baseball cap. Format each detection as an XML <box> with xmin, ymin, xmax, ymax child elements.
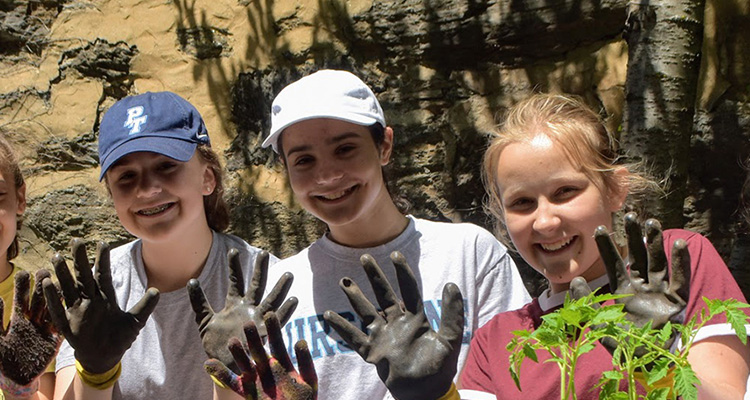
<box><xmin>263</xmin><ymin>70</ymin><xmax>386</xmax><ymax>153</ymax></box>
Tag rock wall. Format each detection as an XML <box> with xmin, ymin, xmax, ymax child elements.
<box><xmin>1</xmin><ymin>0</ymin><xmax>748</xmax><ymax>296</ymax></box>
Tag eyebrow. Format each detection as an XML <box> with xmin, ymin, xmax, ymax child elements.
<box><xmin>285</xmin><ymin>131</ymin><xmax>363</xmax><ymax>158</ymax></box>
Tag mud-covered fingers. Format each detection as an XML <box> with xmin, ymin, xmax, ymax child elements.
<box><xmin>275</xmin><ymin>296</ymin><xmax>298</xmax><ymax>326</ymax></box>
<box><xmin>243</xmin><ymin>321</ymin><xmax>271</xmax><ymax>380</ymax></box>
<box><xmin>228</xmin><ymin>337</ymin><xmax>257</xmax><ymax>380</ymax></box>
<box><xmin>257</xmin><ymin>271</ymin><xmax>293</xmax><ymax>317</ymax></box>
<box><xmin>128</xmin><ymin>287</ymin><xmax>160</xmax><ymax>328</ymax></box>
<box><xmin>51</xmin><ymin>253</ymin><xmax>78</xmax><ymax>306</ymax></box>
<box><xmin>360</xmin><ymin>254</ymin><xmax>400</xmax><ymax>313</ymax></box>
<box><xmin>294</xmin><ymin>340</ymin><xmax>317</xmax><ymax>389</ymax></box>
<box><xmin>204</xmin><ymin>357</ymin><xmax>251</xmax><ymax>397</ymax></box>
<box><xmin>390</xmin><ymin>252</ymin><xmax>423</xmax><ymax>315</ymax></box>
<box><xmin>594</xmin><ymin>226</ymin><xmax>628</xmax><ymax>292</ymax></box>
<box><xmin>264</xmin><ymin>312</ymin><xmax>294</xmax><ymax>371</ymax></box>
<box><xmin>94</xmin><ymin>242</ymin><xmax>117</xmax><ymax>305</ymax></box>
<box><xmin>668</xmin><ymin>239</ymin><xmax>691</xmax><ymax>305</ymax></box>
<box><xmin>645</xmin><ymin>218</ymin><xmax>668</xmax><ymax>283</ymax></box>
<box><xmin>247</xmin><ymin>251</ymin><xmax>270</xmax><ymax>305</ymax></box>
<box><xmin>12</xmin><ymin>269</ymin><xmax>31</xmax><ymax>317</ymax></box>
<box><xmin>323</xmin><ymin>310</ymin><xmax>370</xmax><ymax>358</ymax></box>
<box><xmin>227</xmin><ymin>248</ymin><xmax>248</xmax><ymax>300</ymax></box>
<box><xmin>338</xmin><ymin>277</ymin><xmax>381</xmax><ymax>326</ymax></box>
<box><xmin>437</xmin><ymin>282</ymin><xmax>464</xmax><ymax>347</ymax></box>
<box><xmin>569</xmin><ymin>277</ymin><xmax>594</xmax><ymax>303</ymax></box>
<box><xmin>42</xmin><ymin>277</ymin><xmax>71</xmax><ymax>337</ymax></box>
<box><xmin>624</xmin><ymin>213</ymin><xmax>648</xmax><ymax>280</ymax></box>
<box><xmin>30</xmin><ymin>269</ymin><xmax>52</xmax><ymax>325</ymax></box>
<box><xmin>187</xmin><ymin>279</ymin><xmax>214</xmax><ymax>329</ymax></box>
<box><xmin>70</xmin><ymin>239</ymin><xmax>97</xmax><ymax>299</ymax></box>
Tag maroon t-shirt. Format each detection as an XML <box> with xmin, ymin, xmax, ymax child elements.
<box><xmin>460</xmin><ymin>229</ymin><xmax>749</xmax><ymax>400</ymax></box>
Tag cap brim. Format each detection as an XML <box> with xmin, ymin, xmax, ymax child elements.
<box><xmin>263</xmin><ymin>113</ymin><xmax>380</xmax><ymax>153</ymax></box>
<box><xmin>99</xmin><ymin>136</ymin><xmax>198</xmax><ymax>180</ymax></box>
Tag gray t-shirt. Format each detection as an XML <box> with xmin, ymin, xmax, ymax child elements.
<box><xmin>266</xmin><ymin>216</ymin><xmax>531</xmax><ymax>400</ymax></box>
<box><xmin>56</xmin><ymin>231</ymin><xmax>276</xmax><ymax>400</ymax></box>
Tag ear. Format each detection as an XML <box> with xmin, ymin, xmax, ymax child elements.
<box><xmin>607</xmin><ymin>167</ymin><xmax>629</xmax><ymax>211</ymax></box>
<box><xmin>15</xmin><ymin>183</ymin><xmax>26</xmax><ymax>215</ymax></box>
<box><xmin>380</xmin><ymin>126</ymin><xmax>394</xmax><ymax>165</ymax></box>
<box><xmin>201</xmin><ymin>165</ymin><xmax>216</xmax><ymax>196</ymax></box>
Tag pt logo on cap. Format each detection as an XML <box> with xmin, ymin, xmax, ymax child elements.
<box><xmin>125</xmin><ymin>106</ymin><xmax>148</xmax><ymax>134</ymax></box>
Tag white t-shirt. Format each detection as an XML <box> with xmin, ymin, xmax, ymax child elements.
<box><xmin>56</xmin><ymin>231</ymin><xmax>276</xmax><ymax>400</ymax></box>
<box><xmin>267</xmin><ymin>215</ymin><xmax>531</xmax><ymax>400</ymax></box>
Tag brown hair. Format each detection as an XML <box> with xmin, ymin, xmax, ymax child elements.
<box><xmin>0</xmin><ymin>133</ymin><xmax>25</xmax><ymax>260</ymax></box>
<box><xmin>482</xmin><ymin>93</ymin><xmax>659</xmax><ymax>248</ymax></box>
<box><xmin>196</xmin><ymin>144</ymin><xmax>230</xmax><ymax>232</ymax></box>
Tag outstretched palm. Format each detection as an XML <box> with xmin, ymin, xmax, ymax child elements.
<box><xmin>324</xmin><ymin>252</ymin><xmax>464</xmax><ymax>400</ymax></box>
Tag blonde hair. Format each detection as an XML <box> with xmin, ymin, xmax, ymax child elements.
<box><xmin>0</xmin><ymin>133</ymin><xmax>24</xmax><ymax>260</ymax></box>
<box><xmin>482</xmin><ymin>93</ymin><xmax>658</xmax><ymax>248</ymax></box>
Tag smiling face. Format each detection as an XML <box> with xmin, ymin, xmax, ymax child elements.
<box><xmin>281</xmin><ymin>118</ymin><xmax>394</xmax><ymax>236</ymax></box>
<box><xmin>106</xmin><ymin>151</ymin><xmax>215</xmax><ymax>244</ymax></box>
<box><xmin>495</xmin><ymin>134</ymin><xmax>625</xmax><ymax>293</ymax></box>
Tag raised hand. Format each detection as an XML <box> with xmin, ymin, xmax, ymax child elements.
<box><xmin>0</xmin><ymin>269</ymin><xmax>61</xmax><ymax>387</ymax></box>
<box><xmin>188</xmin><ymin>249</ymin><xmax>297</xmax><ymax>373</ymax></box>
<box><xmin>323</xmin><ymin>252</ymin><xmax>464</xmax><ymax>400</ymax></box>
<box><xmin>204</xmin><ymin>311</ymin><xmax>317</xmax><ymax>400</ymax></box>
<box><xmin>42</xmin><ymin>239</ymin><xmax>160</xmax><ymax>374</ymax></box>
<box><xmin>572</xmin><ymin>212</ymin><xmax>691</xmax><ymax>353</ymax></box>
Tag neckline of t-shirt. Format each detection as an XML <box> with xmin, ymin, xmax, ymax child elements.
<box><xmin>315</xmin><ymin>215</ymin><xmax>418</xmax><ymax>261</ymax></box>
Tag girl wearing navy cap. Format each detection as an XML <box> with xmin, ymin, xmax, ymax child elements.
<box><xmin>48</xmin><ymin>92</ymin><xmax>295</xmax><ymax>400</ymax></box>
<box><xmin>260</xmin><ymin>70</ymin><xmax>531</xmax><ymax>400</ymax></box>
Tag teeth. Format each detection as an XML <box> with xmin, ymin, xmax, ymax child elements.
<box><xmin>320</xmin><ymin>188</ymin><xmax>352</xmax><ymax>200</ymax></box>
<box><xmin>138</xmin><ymin>203</ymin><xmax>170</xmax><ymax>216</ymax></box>
<box><xmin>540</xmin><ymin>237</ymin><xmax>573</xmax><ymax>251</ymax></box>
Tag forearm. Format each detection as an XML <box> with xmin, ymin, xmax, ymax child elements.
<box><xmin>52</xmin><ymin>367</ymin><xmax>113</xmax><ymax>400</ymax></box>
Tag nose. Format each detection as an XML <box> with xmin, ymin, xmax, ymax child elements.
<box><xmin>532</xmin><ymin>199</ymin><xmax>561</xmax><ymax>233</ymax></box>
<box><xmin>314</xmin><ymin>159</ymin><xmax>344</xmax><ymax>186</ymax></box>
<box><xmin>136</xmin><ymin>172</ymin><xmax>162</xmax><ymax>198</ymax></box>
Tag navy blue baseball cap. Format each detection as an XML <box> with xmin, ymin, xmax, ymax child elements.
<box><xmin>98</xmin><ymin>91</ymin><xmax>210</xmax><ymax>180</ymax></box>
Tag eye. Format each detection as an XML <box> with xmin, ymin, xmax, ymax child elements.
<box><xmin>157</xmin><ymin>161</ymin><xmax>178</xmax><ymax>171</ymax></box>
<box><xmin>555</xmin><ymin>186</ymin><xmax>580</xmax><ymax>200</ymax></box>
<box><xmin>335</xmin><ymin>143</ymin><xmax>357</xmax><ymax>155</ymax></box>
<box><xmin>116</xmin><ymin>171</ymin><xmax>135</xmax><ymax>183</ymax></box>
<box><xmin>293</xmin><ymin>155</ymin><xmax>314</xmax><ymax>167</ymax></box>
<box><xmin>506</xmin><ymin>197</ymin><xmax>534</xmax><ymax>211</ymax></box>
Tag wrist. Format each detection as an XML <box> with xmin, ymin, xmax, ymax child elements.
<box><xmin>75</xmin><ymin>360</ymin><xmax>121</xmax><ymax>390</ymax></box>
<box><xmin>435</xmin><ymin>383</ymin><xmax>460</xmax><ymax>400</ymax></box>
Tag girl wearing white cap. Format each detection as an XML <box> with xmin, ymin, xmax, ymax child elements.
<box><xmin>261</xmin><ymin>69</ymin><xmax>531</xmax><ymax>400</ymax></box>
<box><xmin>47</xmin><ymin>92</ymin><xmax>296</xmax><ymax>400</ymax></box>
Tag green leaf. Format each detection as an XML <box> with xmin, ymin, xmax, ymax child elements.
<box><xmin>726</xmin><ymin>308</ymin><xmax>749</xmax><ymax>345</ymax></box>
<box><xmin>673</xmin><ymin>365</ymin><xmax>699</xmax><ymax>400</ymax></box>
<box><xmin>601</xmin><ymin>370</ymin><xmax>624</xmax><ymax>380</ymax></box>
<box><xmin>591</xmin><ymin>307</ymin><xmax>627</xmax><ymax>325</ymax></box>
<box><xmin>577</xmin><ymin>342</ymin><xmax>596</xmax><ymax>356</ymax></box>
<box><xmin>644</xmin><ymin>387</ymin><xmax>670</xmax><ymax>400</ymax></box>
<box><xmin>657</xmin><ymin>322</ymin><xmax>673</xmax><ymax>344</ymax></box>
<box><xmin>522</xmin><ymin>343</ymin><xmax>538</xmax><ymax>363</ymax></box>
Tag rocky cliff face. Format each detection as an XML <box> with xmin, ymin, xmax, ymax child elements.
<box><xmin>1</xmin><ymin>0</ymin><xmax>748</xmax><ymax>297</ymax></box>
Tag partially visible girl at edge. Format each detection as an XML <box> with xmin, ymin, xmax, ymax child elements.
<box><xmin>260</xmin><ymin>69</ymin><xmax>532</xmax><ymax>400</ymax></box>
<box><xmin>0</xmin><ymin>134</ymin><xmax>58</xmax><ymax>400</ymax></box>
<box><xmin>51</xmin><ymin>92</ymin><xmax>278</xmax><ymax>400</ymax></box>
<box><xmin>458</xmin><ymin>93</ymin><xmax>750</xmax><ymax>400</ymax></box>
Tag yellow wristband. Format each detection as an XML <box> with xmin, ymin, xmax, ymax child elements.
<box><xmin>633</xmin><ymin>367</ymin><xmax>675</xmax><ymax>398</ymax></box>
<box><xmin>436</xmin><ymin>383</ymin><xmax>460</xmax><ymax>400</ymax></box>
<box><xmin>75</xmin><ymin>360</ymin><xmax>121</xmax><ymax>390</ymax></box>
